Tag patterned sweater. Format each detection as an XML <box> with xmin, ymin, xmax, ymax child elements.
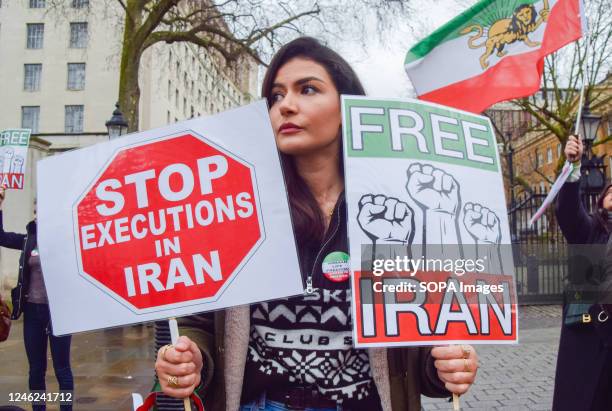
<box><xmin>240</xmin><ymin>196</ymin><xmax>382</xmax><ymax>408</ymax></box>
<box><xmin>241</xmin><ymin>286</ymin><xmax>381</xmax><ymax>408</ymax></box>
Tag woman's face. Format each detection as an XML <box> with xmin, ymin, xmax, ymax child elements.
<box><xmin>268</xmin><ymin>57</ymin><xmax>341</xmax><ymax>156</ymax></box>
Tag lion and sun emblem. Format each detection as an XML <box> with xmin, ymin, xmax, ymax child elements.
<box><xmin>460</xmin><ymin>0</ymin><xmax>550</xmax><ymax>69</ymax></box>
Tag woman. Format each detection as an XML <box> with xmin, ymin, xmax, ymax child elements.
<box><xmin>553</xmin><ymin>135</ymin><xmax>612</xmax><ymax>411</ymax></box>
<box><xmin>0</xmin><ymin>188</ymin><xmax>73</xmax><ymax>411</ymax></box>
<box><xmin>154</xmin><ymin>37</ymin><xmax>478</xmax><ymax>411</ymax></box>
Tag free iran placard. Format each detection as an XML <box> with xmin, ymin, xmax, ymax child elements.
<box><xmin>342</xmin><ymin>96</ymin><xmax>518</xmax><ymax>347</ymax></box>
<box><xmin>37</xmin><ymin>101</ymin><xmax>303</xmax><ymax>335</ymax></box>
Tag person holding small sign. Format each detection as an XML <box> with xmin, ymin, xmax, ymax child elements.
<box><xmin>153</xmin><ymin>37</ymin><xmax>478</xmax><ymax>411</ymax></box>
<box><xmin>0</xmin><ymin>188</ymin><xmax>73</xmax><ymax>411</ymax></box>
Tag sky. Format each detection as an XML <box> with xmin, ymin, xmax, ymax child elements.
<box><xmin>336</xmin><ymin>0</ymin><xmax>474</xmax><ymax>98</ymax></box>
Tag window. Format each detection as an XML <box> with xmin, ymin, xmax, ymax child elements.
<box><xmin>175</xmin><ymin>89</ymin><xmax>179</xmax><ymax>108</ymax></box>
<box><xmin>65</xmin><ymin>105</ymin><xmax>84</xmax><ymax>133</ymax></box>
<box><xmin>167</xmin><ymin>111</ymin><xmax>171</xmax><ymax>124</ymax></box>
<box><xmin>169</xmin><ymin>50</ymin><xmax>172</xmax><ymax>69</ymax></box>
<box><xmin>67</xmin><ymin>63</ymin><xmax>86</xmax><ymax>90</ymax></box>
<box><xmin>24</xmin><ymin>64</ymin><xmax>42</xmax><ymax>91</ymax></box>
<box><xmin>546</xmin><ymin>148</ymin><xmax>552</xmax><ymax>164</ymax></box>
<box><xmin>21</xmin><ymin>106</ymin><xmax>40</xmax><ymax>133</ymax></box>
<box><xmin>557</xmin><ymin>143</ymin><xmax>562</xmax><ymax>158</ymax></box>
<box><xmin>168</xmin><ymin>80</ymin><xmax>172</xmax><ymax>100</ymax></box>
<box><xmin>183</xmin><ymin>97</ymin><xmax>187</xmax><ymax>116</ymax></box>
<box><xmin>29</xmin><ymin>0</ymin><xmax>46</xmax><ymax>8</ymax></box>
<box><xmin>69</xmin><ymin>22</ymin><xmax>88</xmax><ymax>48</ymax></box>
<box><xmin>72</xmin><ymin>0</ymin><xmax>89</xmax><ymax>8</ymax></box>
<box><xmin>183</xmin><ymin>73</ymin><xmax>188</xmax><ymax>90</ymax></box>
<box><xmin>190</xmin><ymin>106</ymin><xmax>194</xmax><ymax>118</ymax></box>
<box><xmin>539</xmin><ymin>181</ymin><xmax>546</xmax><ymax>193</ymax></box>
<box><xmin>26</xmin><ymin>24</ymin><xmax>44</xmax><ymax>49</ymax></box>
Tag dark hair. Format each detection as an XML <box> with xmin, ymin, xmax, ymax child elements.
<box><xmin>262</xmin><ymin>37</ymin><xmax>366</xmax><ymax>246</ymax></box>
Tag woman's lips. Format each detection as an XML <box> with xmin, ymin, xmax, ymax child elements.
<box><xmin>279</xmin><ymin>126</ymin><xmax>303</xmax><ymax>135</ymax></box>
<box><xmin>278</xmin><ymin>123</ymin><xmax>304</xmax><ymax>135</ymax></box>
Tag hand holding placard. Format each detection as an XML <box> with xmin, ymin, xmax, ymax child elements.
<box><xmin>155</xmin><ymin>334</ymin><xmax>203</xmax><ymax>400</ymax></box>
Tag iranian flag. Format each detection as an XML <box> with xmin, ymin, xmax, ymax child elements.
<box><xmin>404</xmin><ymin>0</ymin><xmax>586</xmax><ymax>113</ymax></box>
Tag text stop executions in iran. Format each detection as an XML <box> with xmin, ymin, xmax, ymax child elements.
<box><xmin>84</xmin><ymin>155</ymin><xmax>253</xmax><ymax>296</ymax></box>
<box><xmin>75</xmin><ymin>134</ymin><xmax>262</xmax><ymax>310</ymax></box>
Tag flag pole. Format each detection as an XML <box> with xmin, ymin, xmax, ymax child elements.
<box><xmin>573</xmin><ymin>16</ymin><xmax>591</xmax><ymax>135</ymax></box>
<box><xmin>168</xmin><ymin>318</ymin><xmax>193</xmax><ymax>411</ymax></box>
<box><xmin>528</xmin><ymin>7</ymin><xmax>590</xmax><ymax>226</ymax></box>
<box><xmin>452</xmin><ymin>394</ymin><xmax>460</xmax><ymax>410</ymax></box>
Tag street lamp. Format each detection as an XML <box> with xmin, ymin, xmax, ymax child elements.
<box><xmin>578</xmin><ymin>98</ymin><xmax>605</xmax><ymax>193</ymax></box>
<box><xmin>579</xmin><ymin>99</ymin><xmax>602</xmax><ymax>157</ymax></box>
<box><xmin>105</xmin><ymin>102</ymin><xmax>128</xmax><ymax>140</ymax></box>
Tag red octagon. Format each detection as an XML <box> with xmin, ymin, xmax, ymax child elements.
<box><xmin>73</xmin><ymin>133</ymin><xmax>263</xmax><ymax>311</ymax></box>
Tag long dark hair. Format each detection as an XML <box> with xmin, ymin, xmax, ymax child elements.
<box><xmin>262</xmin><ymin>37</ymin><xmax>366</xmax><ymax>246</ymax></box>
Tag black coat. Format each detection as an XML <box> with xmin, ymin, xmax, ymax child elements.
<box><xmin>0</xmin><ymin>210</ymin><xmax>37</xmax><ymax>320</ymax></box>
<box><xmin>553</xmin><ymin>181</ymin><xmax>612</xmax><ymax>411</ymax></box>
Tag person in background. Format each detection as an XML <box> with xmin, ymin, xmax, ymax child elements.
<box><xmin>0</xmin><ymin>188</ymin><xmax>73</xmax><ymax>411</ymax></box>
<box><xmin>151</xmin><ymin>37</ymin><xmax>478</xmax><ymax>411</ymax></box>
<box><xmin>553</xmin><ymin>135</ymin><xmax>612</xmax><ymax>411</ymax></box>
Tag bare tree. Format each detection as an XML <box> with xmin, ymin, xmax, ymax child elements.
<box><xmin>513</xmin><ymin>0</ymin><xmax>611</xmax><ymax>172</ymax></box>
<box><xmin>44</xmin><ymin>0</ymin><xmax>409</xmax><ymax>131</ymax></box>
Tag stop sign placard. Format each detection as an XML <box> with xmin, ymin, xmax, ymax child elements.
<box><xmin>74</xmin><ymin>133</ymin><xmax>263</xmax><ymax>312</ymax></box>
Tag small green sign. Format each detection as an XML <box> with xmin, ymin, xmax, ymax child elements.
<box><xmin>1</xmin><ymin>129</ymin><xmax>31</xmax><ymax>147</ymax></box>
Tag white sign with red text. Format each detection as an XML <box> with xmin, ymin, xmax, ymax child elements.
<box><xmin>37</xmin><ymin>101</ymin><xmax>304</xmax><ymax>335</ymax></box>
<box><xmin>1</xmin><ymin>129</ymin><xmax>31</xmax><ymax>189</ymax></box>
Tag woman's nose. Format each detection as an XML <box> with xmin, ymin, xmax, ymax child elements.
<box><xmin>278</xmin><ymin>92</ymin><xmax>298</xmax><ymax>116</ymax></box>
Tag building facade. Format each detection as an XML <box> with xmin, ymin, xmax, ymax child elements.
<box><xmin>487</xmin><ymin>82</ymin><xmax>612</xmax><ymax>202</ymax></box>
<box><xmin>0</xmin><ymin>0</ymin><xmax>259</xmax><ymax>292</ymax></box>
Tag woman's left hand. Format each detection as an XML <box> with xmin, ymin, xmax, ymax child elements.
<box><xmin>431</xmin><ymin>345</ymin><xmax>478</xmax><ymax>395</ymax></box>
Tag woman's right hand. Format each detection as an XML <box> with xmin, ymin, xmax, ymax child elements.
<box><xmin>155</xmin><ymin>335</ymin><xmax>203</xmax><ymax>399</ymax></box>
<box><xmin>565</xmin><ymin>134</ymin><xmax>583</xmax><ymax>163</ymax></box>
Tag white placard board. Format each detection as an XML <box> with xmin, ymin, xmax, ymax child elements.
<box><xmin>38</xmin><ymin>101</ymin><xmax>303</xmax><ymax>335</ymax></box>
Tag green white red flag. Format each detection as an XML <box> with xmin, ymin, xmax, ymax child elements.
<box><xmin>404</xmin><ymin>0</ymin><xmax>586</xmax><ymax>113</ymax></box>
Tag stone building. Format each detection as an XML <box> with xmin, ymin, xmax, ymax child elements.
<box><xmin>487</xmin><ymin>78</ymin><xmax>612</xmax><ymax>203</ymax></box>
<box><xmin>0</xmin><ymin>0</ymin><xmax>259</xmax><ymax>294</ymax></box>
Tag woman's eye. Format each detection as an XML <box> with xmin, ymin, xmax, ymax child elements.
<box><xmin>302</xmin><ymin>85</ymin><xmax>317</xmax><ymax>95</ymax></box>
<box><xmin>271</xmin><ymin>93</ymin><xmax>284</xmax><ymax>103</ymax></box>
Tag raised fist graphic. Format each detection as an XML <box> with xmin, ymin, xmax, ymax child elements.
<box><xmin>463</xmin><ymin>202</ymin><xmax>501</xmax><ymax>244</ymax></box>
<box><xmin>406</xmin><ymin>163</ymin><xmax>460</xmax><ymax>215</ymax></box>
<box><xmin>357</xmin><ymin>194</ymin><xmax>415</xmax><ymax>244</ymax></box>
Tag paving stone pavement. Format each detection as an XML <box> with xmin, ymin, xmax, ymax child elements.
<box><xmin>421</xmin><ymin>305</ymin><xmax>562</xmax><ymax>411</ymax></box>
<box><xmin>0</xmin><ymin>305</ymin><xmax>562</xmax><ymax>410</ymax></box>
